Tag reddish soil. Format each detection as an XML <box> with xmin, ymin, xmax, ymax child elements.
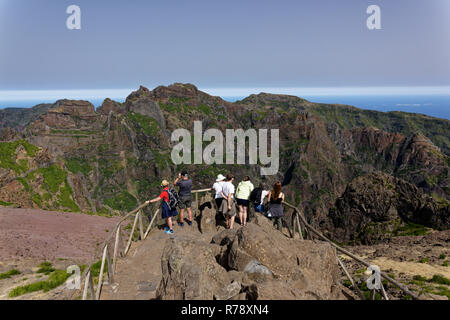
<box><xmin>0</xmin><ymin>208</ymin><xmax>120</xmax><ymax>263</ymax></box>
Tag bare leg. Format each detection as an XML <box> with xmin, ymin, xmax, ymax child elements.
<box><xmin>226</xmin><ymin>216</ymin><xmax>230</xmax><ymax>229</ymax></box>
<box><xmin>243</xmin><ymin>207</ymin><xmax>248</xmax><ymax>226</ymax></box>
<box><xmin>167</xmin><ymin>217</ymin><xmax>173</xmax><ymax>230</ymax></box>
<box><xmin>230</xmin><ymin>216</ymin><xmax>235</xmax><ymax>229</ymax></box>
<box><xmin>187</xmin><ymin>208</ymin><xmax>193</xmax><ymax>222</ymax></box>
<box><xmin>179</xmin><ymin>209</ymin><xmax>185</xmax><ymax>223</ymax></box>
<box><xmin>238</xmin><ymin>205</ymin><xmax>244</xmax><ymax>225</ymax></box>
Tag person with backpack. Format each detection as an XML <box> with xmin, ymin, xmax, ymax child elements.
<box><xmin>146</xmin><ymin>180</ymin><xmax>179</xmax><ymax>235</ymax></box>
<box><xmin>174</xmin><ymin>171</ymin><xmax>193</xmax><ymax>227</ymax></box>
<box><xmin>267</xmin><ymin>182</ymin><xmax>285</xmax><ymax>232</ymax></box>
<box><xmin>219</xmin><ymin>173</ymin><xmax>236</xmax><ymax>229</ymax></box>
<box><xmin>235</xmin><ymin>176</ymin><xmax>254</xmax><ymax>226</ymax></box>
<box><xmin>250</xmin><ymin>183</ymin><xmax>269</xmax><ymax>213</ymax></box>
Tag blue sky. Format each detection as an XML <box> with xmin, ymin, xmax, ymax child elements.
<box><xmin>0</xmin><ymin>0</ymin><xmax>449</xmax><ymax>92</ymax></box>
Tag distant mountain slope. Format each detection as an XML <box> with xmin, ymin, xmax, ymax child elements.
<box><xmin>0</xmin><ymin>83</ymin><xmax>448</xmax><ymax>242</ymax></box>
<box><xmin>0</xmin><ymin>104</ymin><xmax>53</xmax><ymax>130</ymax></box>
<box><xmin>240</xmin><ymin>94</ymin><xmax>450</xmax><ymax>155</ymax></box>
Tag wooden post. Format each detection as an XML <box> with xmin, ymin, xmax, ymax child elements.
<box><xmin>337</xmin><ymin>257</ymin><xmax>365</xmax><ymax>300</ymax></box>
<box><xmin>95</xmin><ymin>245</ymin><xmax>108</xmax><ymax>300</ymax></box>
<box><xmin>138</xmin><ymin>210</ymin><xmax>144</xmax><ymax>241</ymax></box>
<box><xmin>82</xmin><ymin>271</ymin><xmax>91</xmax><ymax>300</ymax></box>
<box><xmin>112</xmin><ymin>225</ymin><xmax>121</xmax><ymax>275</ymax></box>
<box><xmin>124</xmin><ymin>212</ymin><xmax>140</xmax><ymax>256</ymax></box>
<box><xmin>88</xmin><ymin>271</ymin><xmax>95</xmax><ymax>300</ymax></box>
<box><xmin>293</xmin><ymin>209</ymin><xmax>419</xmax><ymax>299</ymax></box>
<box><xmin>106</xmin><ymin>249</ymin><xmax>113</xmax><ymax>284</ymax></box>
<box><xmin>290</xmin><ymin>210</ymin><xmax>296</xmax><ymax>239</ymax></box>
<box><xmin>195</xmin><ymin>192</ymin><xmax>199</xmax><ymax>215</ymax></box>
<box><xmin>380</xmin><ymin>283</ymin><xmax>389</xmax><ymax>300</ymax></box>
<box><xmin>295</xmin><ymin>211</ymin><xmax>304</xmax><ymax>240</ymax></box>
<box><xmin>144</xmin><ymin>209</ymin><xmax>159</xmax><ymax>239</ymax></box>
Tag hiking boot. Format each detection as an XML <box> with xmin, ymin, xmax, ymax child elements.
<box><xmin>178</xmin><ymin>222</ymin><xmax>185</xmax><ymax>227</ymax></box>
<box><xmin>187</xmin><ymin>221</ymin><xmax>192</xmax><ymax>226</ymax></box>
<box><xmin>164</xmin><ymin>226</ymin><xmax>169</xmax><ymax>231</ymax></box>
<box><xmin>165</xmin><ymin>229</ymin><xmax>174</xmax><ymax>235</ymax></box>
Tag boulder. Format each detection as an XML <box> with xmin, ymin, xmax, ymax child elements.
<box><xmin>197</xmin><ymin>194</ymin><xmax>220</xmax><ymax>234</ymax></box>
<box><xmin>156</xmin><ymin>235</ymin><xmax>230</xmax><ymax>300</ymax></box>
<box><xmin>216</xmin><ymin>218</ymin><xmax>345</xmax><ymax>299</ymax></box>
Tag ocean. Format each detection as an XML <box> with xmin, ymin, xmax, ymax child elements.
<box><xmin>0</xmin><ymin>95</ymin><xmax>449</xmax><ymax>120</ymax></box>
<box><xmin>225</xmin><ymin>95</ymin><xmax>450</xmax><ymax>120</ymax></box>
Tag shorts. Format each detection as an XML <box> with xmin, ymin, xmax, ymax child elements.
<box><xmin>236</xmin><ymin>198</ymin><xmax>249</xmax><ymax>207</ymax></box>
<box><xmin>178</xmin><ymin>196</ymin><xmax>192</xmax><ymax>209</ymax></box>
<box><xmin>215</xmin><ymin>198</ymin><xmax>224</xmax><ymax>210</ymax></box>
<box><xmin>161</xmin><ymin>202</ymin><xmax>178</xmax><ymax>219</ymax></box>
<box><xmin>220</xmin><ymin>198</ymin><xmax>236</xmax><ymax>217</ymax></box>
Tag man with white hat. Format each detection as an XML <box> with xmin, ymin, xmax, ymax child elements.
<box><xmin>211</xmin><ymin>174</ymin><xmax>226</xmax><ymax>210</ymax></box>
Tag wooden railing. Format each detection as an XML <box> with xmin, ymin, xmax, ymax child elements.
<box><xmin>71</xmin><ymin>187</ymin><xmax>418</xmax><ymax>301</ymax></box>
<box><xmin>283</xmin><ymin>202</ymin><xmax>419</xmax><ymax>300</ymax></box>
<box><xmin>75</xmin><ymin>202</ymin><xmax>159</xmax><ymax>300</ymax></box>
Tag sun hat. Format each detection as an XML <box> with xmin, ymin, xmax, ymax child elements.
<box><xmin>161</xmin><ymin>180</ymin><xmax>169</xmax><ymax>187</ymax></box>
<box><xmin>216</xmin><ymin>174</ymin><xmax>226</xmax><ymax>182</ymax></box>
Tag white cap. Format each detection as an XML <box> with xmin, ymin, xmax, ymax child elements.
<box><xmin>216</xmin><ymin>174</ymin><xmax>226</xmax><ymax>182</ymax></box>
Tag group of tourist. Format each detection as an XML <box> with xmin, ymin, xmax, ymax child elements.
<box><xmin>146</xmin><ymin>171</ymin><xmax>285</xmax><ymax>235</ymax></box>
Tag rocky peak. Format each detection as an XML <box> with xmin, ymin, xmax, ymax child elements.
<box><xmin>50</xmin><ymin>100</ymin><xmax>96</xmax><ymax>117</ymax></box>
<box><xmin>97</xmin><ymin>98</ymin><xmax>125</xmax><ymax>115</ymax></box>
<box><xmin>125</xmin><ymin>85</ymin><xmax>151</xmax><ymax>103</ymax></box>
<box><xmin>150</xmin><ymin>83</ymin><xmax>199</xmax><ymax>100</ymax></box>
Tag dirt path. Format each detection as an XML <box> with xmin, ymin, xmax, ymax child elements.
<box><xmin>100</xmin><ymin>221</ymin><xmax>216</xmax><ymax>300</ymax></box>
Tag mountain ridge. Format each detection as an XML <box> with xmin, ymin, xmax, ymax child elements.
<box><xmin>0</xmin><ymin>83</ymin><xmax>448</xmax><ymax>244</ymax></box>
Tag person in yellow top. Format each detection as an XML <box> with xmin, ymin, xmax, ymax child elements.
<box><xmin>235</xmin><ymin>176</ymin><xmax>254</xmax><ymax>227</ymax></box>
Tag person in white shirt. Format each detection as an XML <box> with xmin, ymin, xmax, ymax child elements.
<box><xmin>220</xmin><ymin>173</ymin><xmax>236</xmax><ymax>229</ymax></box>
<box><xmin>211</xmin><ymin>174</ymin><xmax>226</xmax><ymax>210</ymax></box>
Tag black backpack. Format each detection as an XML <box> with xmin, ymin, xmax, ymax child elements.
<box><xmin>165</xmin><ymin>187</ymin><xmax>179</xmax><ymax>211</ymax></box>
<box><xmin>249</xmin><ymin>188</ymin><xmax>263</xmax><ymax>206</ymax></box>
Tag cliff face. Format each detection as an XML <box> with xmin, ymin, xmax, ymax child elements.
<box><xmin>328</xmin><ymin>172</ymin><xmax>449</xmax><ymax>245</ymax></box>
<box><xmin>0</xmin><ymin>83</ymin><xmax>448</xmax><ymax>242</ymax></box>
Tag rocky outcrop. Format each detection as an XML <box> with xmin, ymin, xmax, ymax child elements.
<box><xmin>156</xmin><ymin>236</ymin><xmax>229</xmax><ymax>300</ymax></box>
<box><xmin>125</xmin><ymin>86</ymin><xmax>166</xmax><ymax>131</ymax></box>
<box><xmin>328</xmin><ymin>172</ymin><xmax>449</xmax><ymax>244</ymax></box>
<box><xmin>157</xmin><ymin>218</ymin><xmax>345</xmax><ymax>300</ymax></box>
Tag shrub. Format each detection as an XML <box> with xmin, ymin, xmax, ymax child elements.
<box><xmin>0</xmin><ymin>269</ymin><xmax>21</xmax><ymax>280</ymax></box>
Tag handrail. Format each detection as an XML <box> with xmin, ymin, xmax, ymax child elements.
<box><xmin>69</xmin><ymin>187</ymin><xmax>418</xmax><ymax>301</ymax></box>
<box><xmin>282</xmin><ymin>200</ymin><xmax>419</xmax><ymax>300</ymax></box>
<box><xmin>72</xmin><ymin>201</ymin><xmax>158</xmax><ymax>300</ymax></box>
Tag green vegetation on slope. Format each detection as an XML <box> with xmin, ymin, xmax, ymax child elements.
<box><xmin>0</xmin><ymin>269</ymin><xmax>21</xmax><ymax>280</ymax></box>
<box><xmin>65</xmin><ymin>158</ymin><xmax>92</xmax><ymax>175</ymax></box>
<box><xmin>104</xmin><ymin>191</ymin><xmax>137</xmax><ymax>212</ymax></box>
<box><xmin>128</xmin><ymin>112</ymin><xmax>159</xmax><ymax>137</ymax></box>
<box><xmin>308</xmin><ymin>104</ymin><xmax>450</xmax><ymax>155</ymax></box>
<box><xmin>0</xmin><ymin>140</ymin><xmax>39</xmax><ymax>173</ymax></box>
